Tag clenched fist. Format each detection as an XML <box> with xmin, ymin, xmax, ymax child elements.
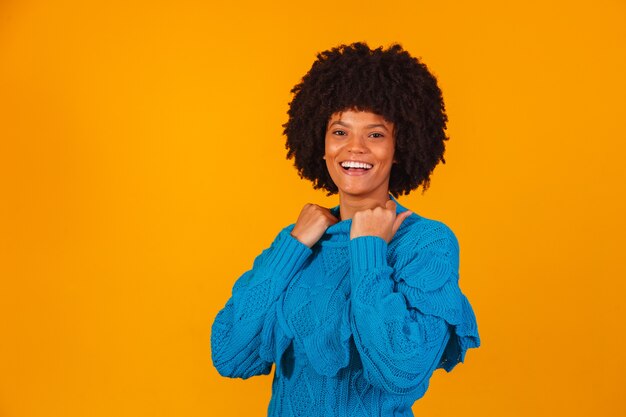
<box><xmin>350</xmin><ymin>200</ymin><xmax>412</xmax><ymax>243</ymax></box>
<box><xmin>290</xmin><ymin>204</ymin><xmax>339</xmax><ymax>248</ymax></box>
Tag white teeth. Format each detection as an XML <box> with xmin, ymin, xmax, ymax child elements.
<box><xmin>341</xmin><ymin>161</ymin><xmax>373</xmax><ymax>169</ymax></box>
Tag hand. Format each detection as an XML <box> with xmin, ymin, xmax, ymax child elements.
<box><xmin>350</xmin><ymin>200</ymin><xmax>412</xmax><ymax>243</ymax></box>
<box><xmin>291</xmin><ymin>204</ymin><xmax>339</xmax><ymax>248</ymax></box>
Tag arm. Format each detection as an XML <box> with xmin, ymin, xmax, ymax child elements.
<box><xmin>349</xmin><ymin>234</ymin><xmax>452</xmax><ymax>395</ymax></box>
<box><xmin>348</xmin><ymin>207</ymin><xmax>480</xmax><ymax>396</ymax></box>
<box><xmin>210</xmin><ymin>227</ymin><xmax>311</xmax><ymax>378</ymax></box>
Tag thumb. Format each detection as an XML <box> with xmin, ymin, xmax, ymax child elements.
<box><xmin>385</xmin><ymin>199</ymin><xmax>396</xmax><ymax>211</ymax></box>
<box><xmin>392</xmin><ymin>210</ymin><xmax>412</xmax><ymax>236</ymax></box>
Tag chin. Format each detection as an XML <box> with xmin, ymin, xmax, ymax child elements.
<box><xmin>338</xmin><ymin>186</ymin><xmax>379</xmax><ymax>198</ymax></box>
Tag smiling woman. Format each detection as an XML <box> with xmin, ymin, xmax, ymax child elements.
<box><xmin>210</xmin><ymin>42</ymin><xmax>480</xmax><ymax>417</ymax></box>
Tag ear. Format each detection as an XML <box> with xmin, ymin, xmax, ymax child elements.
<box><xmin>323</xmin><ymin>155</ymin><xmax>326</xmax><ymax>160</ymax></box>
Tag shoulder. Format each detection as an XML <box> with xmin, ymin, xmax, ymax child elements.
<box><xmin>389</xmin><ymin>212</ymin><xmax>460</xmax><ymax>268</ymax></box>
<box><xmin>386</xmin><ymin>213</ymin><xmax>462</xmax><ymax>287</ymax></box>
<box><xmin>270</xmin><ymin>223</ymin><xmax>297</xmax><ymax>241</ymax></box>
<box><xmin>252</xmin><ymin>223</ymin><xmax>299</xmax><ymax>259</ymax></box>
<box><xmin>394</xmin><ymin>213</ymin><xmax>458</xmax><ymax>250</ymax></box>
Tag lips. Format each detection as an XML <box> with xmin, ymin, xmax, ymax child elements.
<box><xmin>337</xmin><ymin>160</ymin><xmax>373</xmax><ymax>177</ymax></box>
<box><xmin>340</xmin><ymin>160</ymin><xmax>373</xmax><ymax>170</ymax></box>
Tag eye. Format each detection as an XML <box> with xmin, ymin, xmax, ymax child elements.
<box><xmin>332</xmin><ymin>130</ymin><xmax>347</xmax><ymax>136</ymax></box>
<box><xmin>369</xmin><ymin>132</ymin><xmax>384</xmax><ymax>138</ymax></box>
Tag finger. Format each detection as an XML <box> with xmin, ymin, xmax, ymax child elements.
<box><xmin>392</xmin><ymin>210</ymin><xmax>412</xmax><ymax>235</ymax></box>
<box><xmin>324</xmin><ymin>209</ymin><xmax>340</xmax><ymax>224</ymax></box>
<box><xmin>324</xmin><ymin>212</ymin><xmax>339</xmax><ymax>224</ymax></box>
<box><xmin>315</xmin><ymin>206</ymin><xmax>338</xmax><ymax>224</ymax></box>
<box><xmin>385</xmin><ymin>199</ymin><xmax>396</xmax><ymax>211</ymax></box>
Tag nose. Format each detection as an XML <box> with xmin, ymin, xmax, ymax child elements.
<box><xmin>348</xmin><ymin>134</ymin><xmax>367</xmax><ymax>154</ymax></box>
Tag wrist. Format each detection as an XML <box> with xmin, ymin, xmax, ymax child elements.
<box><xmin>264</xmin><ymin>229</ymin><xmax>312</xmax><ymax>276</ymax></box>
<box><xmin>290</xmin><ymin>230</ymin><xmax>313</xmax><ymax>248</ymax></box>
<box><xmin>350</xmin><ymin>229</ymin><xmax>390</xmax><ymax>242</ymax></box>
<box><xmin>349</xmin><ymin>236</ymin><xmax>389</xmax><ymax>272</ymax></box>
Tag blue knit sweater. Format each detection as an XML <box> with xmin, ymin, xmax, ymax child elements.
<box><xmin>211</xmin><ymin>200</ymin><xmax>480</xmax><ymax>416</ymax></box>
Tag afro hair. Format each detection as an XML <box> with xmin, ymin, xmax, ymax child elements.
<box><xmin>283</xmin><ymin>42</ymin><xmax>449</xmax><ymax>197</ymax></box>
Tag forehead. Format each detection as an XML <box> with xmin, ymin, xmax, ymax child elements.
<box><xmin>327</xmin><ymin>110</ymin><xmax>393</xmax><ymax>127</ymax></box>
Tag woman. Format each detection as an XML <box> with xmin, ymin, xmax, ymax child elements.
<box><xmin>211</xmin><ymin>42</ymin><xmax>480</xmax><ymax>417</ymax></box>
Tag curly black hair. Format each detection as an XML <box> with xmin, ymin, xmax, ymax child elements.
<box><xmin>283</xmin><ymin>42</ymin><xmax>449</xmax><ymax>197</ymax></box>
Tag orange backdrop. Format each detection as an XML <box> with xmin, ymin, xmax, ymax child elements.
<box><xmin>1</xmin><ymin>0</ymin><xmax>625</xmax><ymax>416</ymax></box>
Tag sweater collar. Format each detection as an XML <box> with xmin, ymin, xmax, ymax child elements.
<box><xmin>321</xmin><ymin>195</ymin><xmax>409</xmax><ymax>244</ymax></box>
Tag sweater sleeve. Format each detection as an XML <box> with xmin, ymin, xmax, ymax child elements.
<box><xmin>348</xmin><ymin>222</ymin><xmax>480</xmax><ymax>396</ymax></box>
<box><xmin>211</xmin><ymin>226</ymin><xmax>312</xmax><ymax>379</ymax></box>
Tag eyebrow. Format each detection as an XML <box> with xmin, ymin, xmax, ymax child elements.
<box><xmin>328</xmin><ymin>121</ymin><xmax>390</xmax><ymax>131</ymax></box>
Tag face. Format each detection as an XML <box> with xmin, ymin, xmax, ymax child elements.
<box><xmin>324</xmin><ymin>110</ymin><xmax>395</xmax><ymax>200</ymax></box>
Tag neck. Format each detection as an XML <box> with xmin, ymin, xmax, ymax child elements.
<box><xmin>338</xmin><ymin>190</ymin><xmax>391</xmax><ymax>220</ymax></box>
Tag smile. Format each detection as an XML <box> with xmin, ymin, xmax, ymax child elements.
<box><xmin>340</xmin><ymin>161</ymin><xmax>373</xmax><ymax>171</ymax></box>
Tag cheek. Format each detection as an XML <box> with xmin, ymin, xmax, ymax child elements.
<box><xmin>324</xmin><ymin>141</ymin><xmax>340</xmax><ymax>160</ymax></box>
<box><xmin>375</xmin><ymin>144</ymin><xmax>395</xmax><ymax>164</ymax></box>
<box><xmin>325</xmin><ymin>160</ymin><xmax>333</xmax><ymax>176</ymax></box>
<box><xmin>323</xmin><ymin>143</ymin><xmax>333</xmax><ymax>166</ymax></box>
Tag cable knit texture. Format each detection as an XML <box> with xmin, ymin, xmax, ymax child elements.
<box><xmin>211</xmin><ymin>199</ymin><xmax>480</xmax><ymax>416</ymax></box>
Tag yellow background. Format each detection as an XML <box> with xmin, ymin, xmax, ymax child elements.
<box><xmin>1</xmin><ymin>0</ymin><xmax>625</xmax><ymax>416</ymax></box>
